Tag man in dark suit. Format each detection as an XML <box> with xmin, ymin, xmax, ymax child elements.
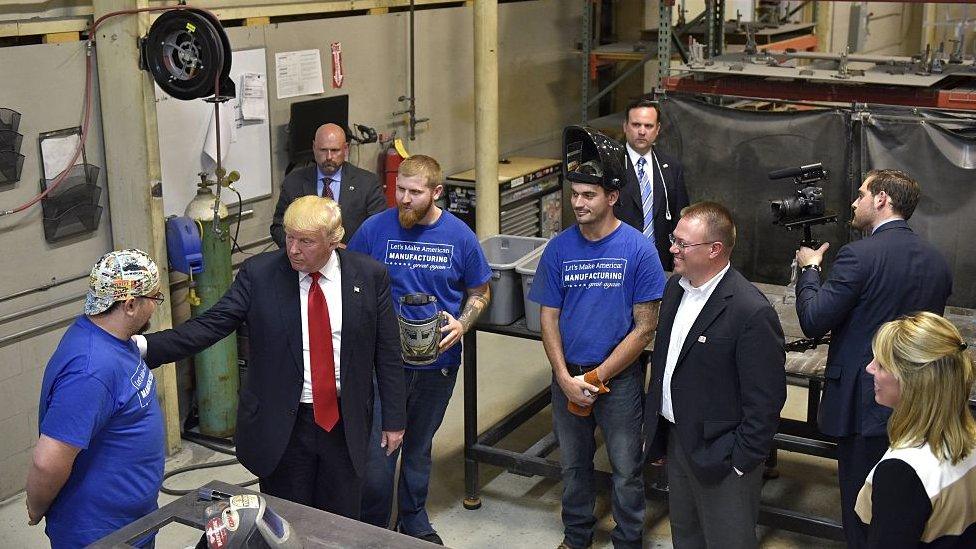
<box><xmin>616</xmin><ymin>97</ymin><xmax>690</xmax><ymax>271</ymax></box>
<box><xmin>270</xmin><ymin>123</ymin><xmax>386</xmax><ymax>246</ymax></box>
<box><xmin>645</xmin><ymin>201</ymin><xmax>786</xmax><ymax>549</ymax></box>
<box><xmin>795</xmin><ymin>168</ymin><xmax>952</xmax><ymax>549</ymax></box>
<box><xmin>139</xmin><ymin>195</ymin><xmax>406</xmax><ymax>519</ymax></box>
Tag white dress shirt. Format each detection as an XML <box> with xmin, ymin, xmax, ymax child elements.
<box><xmin>299</xmin><ymin>252</ymin><xmax>343</xmax><ymax>402</ymax></box>
<box><xmin>661</xmin><ymin>262</ymin><xmax>731</xmax><ymax>423</ymax></box>
<box><xmin>626</xmin><ymin>143</ymin><xmax>655</xmax><ymax>193</ymax></box>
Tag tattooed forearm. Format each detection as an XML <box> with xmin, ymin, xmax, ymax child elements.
<box><xmin>632</xmin><ymin>300</ymin><xmax>660</xmax><ymax>346</ymax></box>
<box><xmin>458</xmin><ymin>285</ymin><xmax>491</xmax><ymax>333</ymax></box>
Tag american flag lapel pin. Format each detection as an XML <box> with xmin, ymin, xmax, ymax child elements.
<box><xmin>353</xmin><ymin>286</ymin><xmax>361</xmax><ymax>293</ymax></box>
<box><xmin>698</xmin><ymin>335</ymin><xmax>707</xmax><ymax>343</ymax></box>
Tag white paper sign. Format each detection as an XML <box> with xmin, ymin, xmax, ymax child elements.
<box><xmin>40</xmin><ymin>133</ymin><xmax>81</xmax><ymax>179</ymax></box>
<box><xmin>239</xmin><ymin>72</ymin><xmax>267</xmax><ymax>121</ymax></box>
<box><xmin>275</xmin><ymin>49</ymin><xmax>325</xmax><ymax>99</ymax></box>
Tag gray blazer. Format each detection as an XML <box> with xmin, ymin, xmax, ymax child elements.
<box><xmin>271</xmin><ymin>162</ymin><xmax>386</xmax><ymax>246</ymax></box>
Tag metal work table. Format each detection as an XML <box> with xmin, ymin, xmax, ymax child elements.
<box><xmin>91</xmin><ymin>480</ymin><xmax>435</xmax><ymax>548</ymax></box>
<box><xmin>460</xmin><ymin>283</ymin><xmax>975</xmax><ymax>541</ymax></box>
<box><xmin>461</xmin><ymin>319</ymin><xmax>844</xmax><ymax>541</ymax></box>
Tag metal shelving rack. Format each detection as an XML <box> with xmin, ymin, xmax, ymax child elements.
<box><xmin>581</xmin><ymin>0</ymin><xmax>726</xmax><ymax>122</ymax></box>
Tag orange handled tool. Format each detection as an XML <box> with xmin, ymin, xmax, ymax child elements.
<box><xmin>567</xmin><ymin>370</ymin><xmax>610</xmax><ymax>417</ymax></box>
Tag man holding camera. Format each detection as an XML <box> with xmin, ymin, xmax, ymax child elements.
<box><xmin>794</xmin><ymin>169</ymin><xmax>952</xmax><ymax>548</ymax></box>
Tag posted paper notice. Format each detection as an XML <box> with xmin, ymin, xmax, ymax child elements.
<box><xmin>275</xmin><ymin>49</ymin><xmax>325</xmax><ymax>99</ymax></box>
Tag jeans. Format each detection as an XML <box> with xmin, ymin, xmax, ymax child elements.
<box><xmin>550</xmin><ymin>363</ymin><xmax>645</xmax><ymax>549</ymax></box>
<box><xmin>360</xmin><ymin>367</ymin><xmax>458</xmax><ymax>535</ymax></box>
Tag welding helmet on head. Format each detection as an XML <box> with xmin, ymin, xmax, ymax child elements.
<box><xmin>562</xmin><ymin>125</ymin><xmax>627</xmax><ymax>192</ymax></box>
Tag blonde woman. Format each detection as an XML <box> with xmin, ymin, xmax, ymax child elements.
<box><xmin>855</xmin><ymin>312</ymin><xmax>976</xmax><ymax>548</ymax></box>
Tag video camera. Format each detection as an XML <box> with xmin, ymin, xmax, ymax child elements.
<box><xmin>770</xmin><ymin>163</ymin><xmax>828</xmax><ymax>222</ymax></box>
<box><xmin>769</xmin><ymin>163</ymin><xmax>837</xmax><ymax>248</ymax></box>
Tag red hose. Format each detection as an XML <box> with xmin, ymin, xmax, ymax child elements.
<box><xmin>1</xmin><ymin>5</ymin><xmax>218</xmax><ymax>216</ymax></box>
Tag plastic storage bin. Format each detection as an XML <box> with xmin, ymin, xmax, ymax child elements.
<box><xmin>515</xmin><ymin>246</ymin><xmax>546</xmax><ymax>332</ymax></box>
<box><xmin>479</xmin><ymin>235</ymin><xmax>547</xmax><ymax>325</ymax></box>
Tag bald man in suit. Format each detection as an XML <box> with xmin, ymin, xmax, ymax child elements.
<box><xmin>271</xmin><ymin>123</ymin><xmax>386</xmax><ymax>245</ymax></box>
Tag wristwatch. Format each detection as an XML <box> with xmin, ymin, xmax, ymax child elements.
<box><xmin>800</xmin><ymin>264</ymin><xmax>822</xmax><ymax>273</ymax></box>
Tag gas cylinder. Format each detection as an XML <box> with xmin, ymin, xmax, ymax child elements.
<box><xmin>184</xmin><ymin>180</ymin><xmax>239</xmax><ymax>437</ymax></box>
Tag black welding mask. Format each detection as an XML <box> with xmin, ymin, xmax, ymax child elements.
<box><xmin>562</xmin><ymin>125</ymin><xmax>627</xmax><ymax>192</ymax></box>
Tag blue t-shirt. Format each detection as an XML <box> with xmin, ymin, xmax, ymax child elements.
<box><xmin>349</xmin><ymin>208</ymin><xmax>492</xmax><ymax>370</ymax></box>
<box><xmin>528</xmin><ymin>222</ymin><xmax>666</xmax><ymax>366</ymax></box>
<box><xmin>38</xmin><ymin>316</ymin><xmax>164</xmax><ymax>548</ymax></box>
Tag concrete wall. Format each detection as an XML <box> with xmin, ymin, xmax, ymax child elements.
<box><xmin>0</xmin><ymin>41</ymin><xmax>112</xmax><ymax>500</ymax></box>
<box><xmin>0</xmin><ymin>1</ymin><xmax>89</xmax><ymax>23</ymax></box>
<box><xmin>825</xmin><ymin>2</ymin><xmax>922</xmax><ymax>56</ymax></box>
<box><xmin>0</xmin><ymin>0</ymin><xmax>582</xmax><ymax>500</ymax></box>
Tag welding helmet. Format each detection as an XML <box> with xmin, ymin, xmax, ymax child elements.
<box><xmin>397</xmin><ymin>292</ymin><xmax>445</xmax><ymax>366</ymax></box>
<box><xmin>562</xmin><ymin>125</ymin><xmax>627</xmax><ymax>192</ymax></box>
<box><xmin>199</xmin><ymin>494</ymin><xmax>301</xmax><ymax>549</ymax></box>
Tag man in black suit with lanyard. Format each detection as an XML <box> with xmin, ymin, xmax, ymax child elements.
<box><xmin>271</xmin><ymin>123</ymin><xmax>386</xmax><ymax>246</ymax></box>
<box><xmin>616</xmin><ymin>97</ymin><xmax>690</xmax><ymax>271</ymax></box>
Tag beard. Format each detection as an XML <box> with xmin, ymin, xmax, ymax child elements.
<box><xmin>398</xmin><ymin>201</ymin><xmax>431</xmax><ymax>229</ymax></box>
<box><xmin>851</xmin><ymin>208</ymin><xmax>873</xmax><ymax>232</ymax></box>
<box><xmin>318</xmin><ymin>161</ymin><xmax>340</xmax><ymax>175</ymax></box>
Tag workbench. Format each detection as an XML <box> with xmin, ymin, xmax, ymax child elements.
<box><xmin>91</xmin><ymin>480</ymin><xmax>434</xmax><ymax>548</ymax></box>
<box><xmin>461</xmin><ymin>282</ymin><xmax>976</xmax><ymax>542</ymax></box>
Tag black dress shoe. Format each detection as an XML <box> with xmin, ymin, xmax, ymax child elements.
<box><xmin>415</xmin><ymin>531</ymin><xmax>444</xmax><ymax>545</ymax></box>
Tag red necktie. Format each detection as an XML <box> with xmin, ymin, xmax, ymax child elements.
<box><xmin>308</xmin><ymin>272</ymin><xmax>339</xmax><ymax>431</ymax></box>
<box><xmin>321</xmin><ymin>178</ymin><xmax>335</xmax><ymax>200</ymax></box>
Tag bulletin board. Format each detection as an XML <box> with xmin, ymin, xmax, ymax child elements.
<box><xmin>155</xmin><ymin>48</ymin><xmax>272</xmax><ymax>216</ymax></box>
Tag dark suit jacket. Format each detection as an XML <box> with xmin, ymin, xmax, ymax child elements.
<box><xmin>144</xmin><ymin>248</ymin><xmax>405</xmax><ymax>479</ymax></box>
<box><xmin>645</xmin><ymin>268</ymin><xmax>786</xmax><ymax>484</ymax></box>
<box><xmin>795</xmin><ymin>220</ymin><xmax>952</xmax><ymax>438</ymax></box>
<box><xmin>270</xmin><ymin>162</ymin><xmax>386</xmax><ymax>246</ymax></box>
<box><xmin>616</xmin><ymin>148</ymin><xmax>690</xmax><ymax>271</ymax></box>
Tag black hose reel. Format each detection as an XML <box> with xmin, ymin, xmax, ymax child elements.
<box><xmin>139</xmin><ymin>8</ymin><xmax>235</xmax><ymax>101</ymax></box>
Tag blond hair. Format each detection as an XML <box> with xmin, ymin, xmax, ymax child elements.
<box><xmin>282</xmin><ymin>195</ymin><xmax>344</xmax><ymax>243</ymax></box>
<box><xmin>398</xmin><ymin>154</ymin><xmax>443</xmax><ymax>188</ymax></box>
<box><xmin>680</xmin><ymin>201</ymin><xmax>737</xmax><ymax>250</ymax></box>
<box><xmin>872</xmin><ymin>312</ymin><xmax>976</xmax><ymax>464</ymax></box>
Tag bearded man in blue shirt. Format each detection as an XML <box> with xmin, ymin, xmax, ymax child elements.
<box><xmin>350</xmin><ymin>154</ymin><xmax>492</xmax><ymax>545</ymax></box>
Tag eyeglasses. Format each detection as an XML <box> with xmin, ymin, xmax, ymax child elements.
<box><xmin>141</xmin><ymin>292</ymin><xmax>165</xmax><ymax>304</ymax></box>
<box><xmin>668</xmin><ymin>233</ymin><xmax>715</xmax><ymax>250</ymax></box>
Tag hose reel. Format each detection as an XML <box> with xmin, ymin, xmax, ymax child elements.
<box><xmin>140</xmin><ymin>8</ymin><xmax>235</xmax><ymax>101</ymax></box>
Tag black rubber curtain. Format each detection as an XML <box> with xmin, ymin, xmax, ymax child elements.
<box><xmin>653</xmin><ymin>94</ymin><xmax>976</xmax><ymax>308</ymax></box>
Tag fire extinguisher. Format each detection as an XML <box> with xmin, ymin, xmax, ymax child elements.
<box><xmin>381</xmin><ymin>138</ymin><xmax>410</xmax><ymax>207</ymax></box>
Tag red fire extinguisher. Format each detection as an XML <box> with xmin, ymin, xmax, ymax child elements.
<box><xmin>380</xmin><ymin>139</ymin><xmax>409</xmax><ymax>208</ymax></box>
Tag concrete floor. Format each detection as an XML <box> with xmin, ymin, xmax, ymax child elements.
<box><xmin>0</xmin><ymin>332</ymin><xmax>844</xmax><ymax>548</ymax></box>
